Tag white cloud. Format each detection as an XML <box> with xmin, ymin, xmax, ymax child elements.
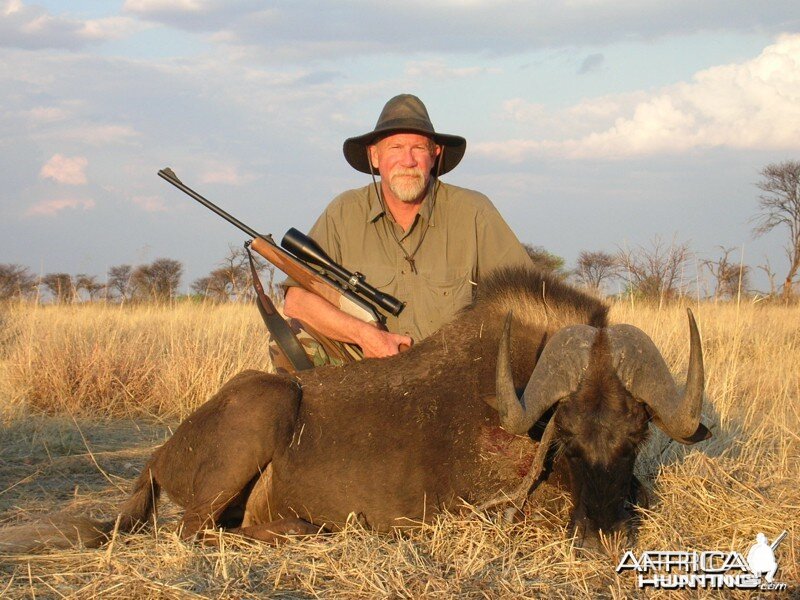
<box><xmin>123</xmin><ymin>0</ymin><xmax>209</xmax><ymax>13</ymax></box>
<box><xmin>79</xmin><ymin>16</ymin><xmax>150</xmax><ymax>41</ymax></box>
<box><xmin>132</xmin><ymin>195</ymin><xmax>168</xmax><ymax>212</ymax></box>
<box><xmin>25</xmin><ymin>198</ymin><xmax>95</xmax><ymax>217</ymax></box>
<box><xmin>53</xmin><ymin>124</ymin><xmax>141</xmax><ymax>146</ymax></box>
<box><xmin>0</xmin><ymin>0</ymin><xmax>144</xmax><ymax>49</ymax></box>
<box><xmin>199</xmin><ymin>164</ymin><xmax>255</xmax><ymax>185</ymax></box>
<box><xmin>475</xmin><ymin>34</ymin><xmax>800</xmax><ymax>161</ymax></box>
<box><xmin>24</xmin><ymin>106</ymin><xmax>69</xmax><ymax>123</ymax></box>
<box><xmin>40</xmin><ymin>154</ymin><xmax>88</xmax><ymax>185</ymax></box>
<box><xmin>127</xmin><ymin>0</ymin><xmax>798</xmax><ymax>61</ymax></box>
<box><xmin>404</xmin><ymin>60</ymin><xmax>499</xmax><ymax>80</ymax></box>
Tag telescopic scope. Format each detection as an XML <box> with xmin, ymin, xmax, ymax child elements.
<box><xmin>281</xmin><ymin>228</ymin><xmax>405</xmax><ymax>317</ymax></box>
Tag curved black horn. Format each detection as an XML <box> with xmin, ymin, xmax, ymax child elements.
<box><xmin>495</xmin><ymin>313</ymin><xmax>597</xmax><ymax>435</ymax></box>
<box><xmin>607</xmin><ymin>309</ymin><xmax>710</xmax><ymax>444</ymax></box>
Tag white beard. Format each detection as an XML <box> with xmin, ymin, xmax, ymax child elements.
<box><xmin>388</xmin><ymin>168</ymin><xmax>428</xmax><ymax>203</ymax></box>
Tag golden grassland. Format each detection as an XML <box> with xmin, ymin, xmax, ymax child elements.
<box><xmin>0</xmin><ymin>299</ymin><xmax>797</xmax><ymax>598</ymax></box>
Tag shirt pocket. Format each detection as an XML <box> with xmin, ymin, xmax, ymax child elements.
<box><xmin>416</xmin><ymin>268</ymin><xmax>474</xmax><ymax>337</ymax></box>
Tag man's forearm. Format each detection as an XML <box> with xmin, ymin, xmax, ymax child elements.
<box><xmin>284</xmin><ymin>286</ymin><xmax>371</xmax><ymax>345</ymax></box>
<box><xmin>283</xmin><ymin>287</ymin><xmax>412</xmax><ymax>358</ymax></box>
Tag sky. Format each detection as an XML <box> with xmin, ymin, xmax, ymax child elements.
<box><xmin>2</xmin><ymin>0</ymin><xmax>799</xmax><ymax>295</ymax></box>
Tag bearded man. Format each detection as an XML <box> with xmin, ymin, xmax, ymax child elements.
<box><xmin>280</xmin><ymin>94</ymin><xmax>531</xmax><ymax>365</ymax></box>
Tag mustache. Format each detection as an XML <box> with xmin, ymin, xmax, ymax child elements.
<box><xmin>390</xmin><ymin>168</ymin><xmax>424</xmax><ymax>180</ymax></box>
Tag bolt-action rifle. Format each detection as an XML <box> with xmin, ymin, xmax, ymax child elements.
<box><xmin>157</xmin><ymin>167</ymin><xmax>405</xmax><ymax>372</ymax></box>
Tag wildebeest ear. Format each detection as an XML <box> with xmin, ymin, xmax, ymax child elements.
<box><xmin>652</xmin><ymin>416</ymin><xmax>712</xmax><ymax>445</ymax></box>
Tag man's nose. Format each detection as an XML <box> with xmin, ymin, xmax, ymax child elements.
<box><xmin>399</xmin><ymin>148</ymin><xmax>417</xmax><ymax>167</ymax></box>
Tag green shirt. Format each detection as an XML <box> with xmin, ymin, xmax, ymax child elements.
<box><xmin>291</xmin><ymin>182</ymin><xmax>531</xmax><ymax>342</ymax></box>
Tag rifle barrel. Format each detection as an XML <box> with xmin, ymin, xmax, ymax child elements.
<box><xmin>158</xmin><ymin>168</ymin><xmax>262</xmax><ymax>240</ymax></box>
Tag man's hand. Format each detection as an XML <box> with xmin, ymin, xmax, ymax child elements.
<box><xmin>355</xmin><ymin>324</ymin><xmax>413</xmax><ymax>358</ymax></box>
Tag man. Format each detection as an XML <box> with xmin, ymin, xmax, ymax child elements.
<box><xmin>281</xmin><ymin>94</ymin><xmax>531</xmax><ymax>364</ymax></box>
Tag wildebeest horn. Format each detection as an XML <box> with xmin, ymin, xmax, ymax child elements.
<box><xmin>495</xmin><ymin>312</ymin><xmax>597</xmax><ymax>435</ymax></box>
<box><xmin>607</xmin><ymin>309</ymin><xmax>710</xmax><ymax>444</ymax></box>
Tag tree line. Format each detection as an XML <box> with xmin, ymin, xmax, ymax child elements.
<box><xmin>0</xmin><ymin>246</ymin><xmax>276</xmax><ymax>304</ymax></box>
<box><xmin>1</xmin><ymin>160</ymin><xmax>798</xmax><ymax>303</ymax></box>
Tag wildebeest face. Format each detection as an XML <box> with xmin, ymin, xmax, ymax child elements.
<box><xmin>554</xmin><ymin>376</ymin><xmax>650</xmax><ymax>549</ymax></box>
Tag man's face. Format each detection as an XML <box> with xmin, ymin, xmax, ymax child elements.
<box><xmin>369</xmin><ymin>133</ymin><xmax>441</xmax><ymax>203</ymax></box>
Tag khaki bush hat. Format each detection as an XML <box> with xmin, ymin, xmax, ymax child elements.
<box><xmin>343</xmin><ymin>94</ymin><xmax>467</xmax><ymax>175</ymax></box>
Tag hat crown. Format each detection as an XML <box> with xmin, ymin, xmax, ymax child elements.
<box><xmin>374</xmin><ymin>94</ymin><xmax>435</xmax><ymax>134</ymax></box>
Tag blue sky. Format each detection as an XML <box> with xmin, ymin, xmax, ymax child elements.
<box><xmin>2</xmin><ymin>0</ymin><xmax>799</xmax><ymax>294</ymax></box>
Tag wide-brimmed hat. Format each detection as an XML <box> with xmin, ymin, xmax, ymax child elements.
<box><xmin>343</xmin><ymin>94</ymin><xmax>467</xmax><ymax>175</ymax></box>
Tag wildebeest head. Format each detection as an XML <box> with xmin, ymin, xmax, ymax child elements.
<box><xmin>495</xmin><ymin>309</ymin><xmax>711</xmax><ymax>550</ymax></box>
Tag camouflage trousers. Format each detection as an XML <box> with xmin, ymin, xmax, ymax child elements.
<box><xmin>268</xmin><ymin>306</ymin><xmax>363</xmax><ymax>376</ymax></box>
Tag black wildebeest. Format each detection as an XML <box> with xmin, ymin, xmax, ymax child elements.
<box><xmin>0</xmin><ymin>266</ymin><xmax>710</xmax><ymax>552</ymax></box>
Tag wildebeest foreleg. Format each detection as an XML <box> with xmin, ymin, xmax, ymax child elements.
<box><xmin>147</xmin><ymin>370</ymin><xmax>302</xmax><ymax>539</ymax></box>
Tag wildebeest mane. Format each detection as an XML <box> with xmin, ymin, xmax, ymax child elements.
<box><xmin>472</xmin><ymin>265</ymin><xmax>608</xmax><ymax>329</ymax></box>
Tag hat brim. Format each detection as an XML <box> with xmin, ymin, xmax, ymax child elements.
<box><xmin>343</xmin><ymin>128</ymin><xmax>466</xmax><ymax>176</ymax></box>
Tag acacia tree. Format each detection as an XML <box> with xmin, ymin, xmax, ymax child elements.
<box><xmin>751</xmin><ymin>160</ymin><xmax>800</xmax><ymax>298</ymax></box>
<box><xmin>523</xmin><ymin>244</ymin><xmax>567</xmax><ymax>278</ymax></box>
<box><xmin>0</xmin><ymin>264</ymin><xmax>37</xmax><ymax>301</ymax></box>
<box><xmin>574</xmin><ymin>250</ymin><xmax>619</xmax><ymax>292</ymax></box>
<box><xmin>616</xmin><ymin>237</ymin><xmax>692</xmax><ymax>302</ymax></box>
<box><xmin>41</xmin><ymin>273</ymin><xmax>76</xmax><ymax>304</ymax></box>
<box><xmin>76</xmin><ymin>274</ymin><xmax>104</xmax><ymax>301</ymax></box>
<box><xmin>130</xmin><ymin>258</ymin><xmax>183</xmax><ymax>302</ymax></box>
<box><xmin>107</xmin><ymin>264</ymin><xmax>133</xmax><ymax>302</ymax></box>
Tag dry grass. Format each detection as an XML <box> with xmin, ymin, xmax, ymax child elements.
<box><xmin>0</xmin><ymin>302</ymin><xmax>271</xmax><ymax>420</ymax></box>
<box><xmin>0</xmin><ymin>299</ymin><xmax>798</xmax><ymax>598</ymax></box>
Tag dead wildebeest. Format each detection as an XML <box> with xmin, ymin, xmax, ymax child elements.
<box><xmin>0</xmin><ymin>266</ymin><xmax>710</xmax><ymax>553</ymax></box>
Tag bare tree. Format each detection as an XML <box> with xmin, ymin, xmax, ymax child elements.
<box><xmin>757</xmin><ymin>257</ymin><xmax>778</xmax><ymax>297</ymax></box>
<box><xmin>701</xmin><ymin>246</ymin><xmax>750</xmax><ymax>299</ymax></box>
<box><xmin>107</xmin><ymin>264</ymin><xmax>133</xmax><ymax>302</ymax></box>
<box><xmin>75</xmin><ymin>274</ymin><xmax>105</xmax><ymax>301</ymax></box>
<box><xmin>751</xmin><ymin>160</ymin><xmax>800</xmax><ymax>298</ymax></box>
<box><xmin>523</xmin><ymin>244</ymin><xmax>567</xmax><ymax>278</ymax></box>
<box><xmin>130</xmin><ymin>258</ymin><xmax>183</xmax><ymax>302</ymax></box>
<box><xmin>192</xmin><ymin>245</ymin><xmax>275</xmax><ymax>303</ymax></box>
<box><xmin>215</xmin><ymin>245</ymin><xmax>256</xmax><ymax>302</ymax></box>
<box><xmin>191</xmin><ymin>270</ymin><xmax>230</xmax><ymax>302</ymax></box>
<box><xmin>0</xmin><ymin>264</ymin><xmax>37</xmax><ymax>301</ymax></box>
<box><xmin>616</xmin><ymin>237</ymin><xmax>693</xmax><ymax>302</ymax></box>
<box><xmin>574</xmin><ymin>250</ymin><xmax>619</xmax><ymax>291</ymax></box>
<box><xmin>41</xmin><ymin>273</ymin><xmax>77</xmax><ymax>304</ymax></box>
